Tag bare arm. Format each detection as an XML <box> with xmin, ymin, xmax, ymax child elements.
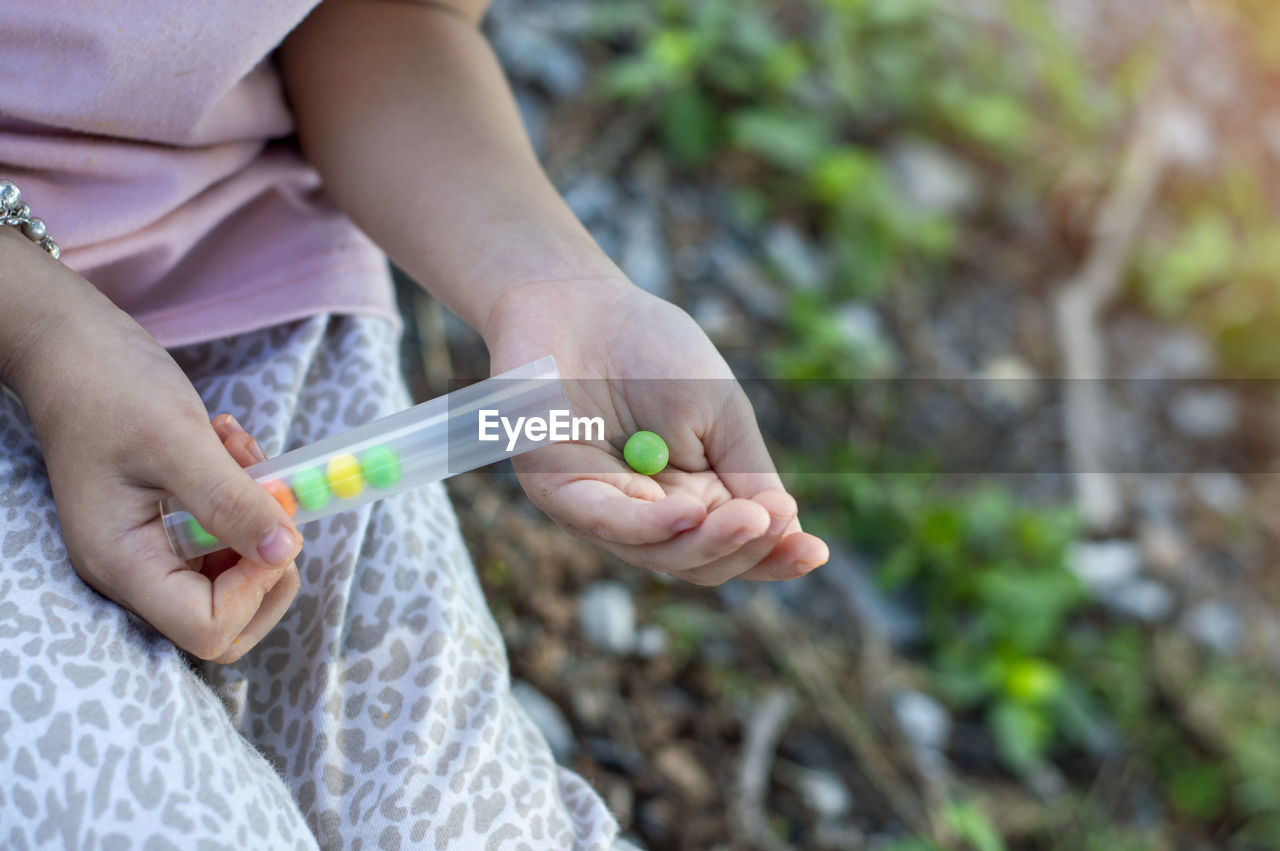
<box><xmin>276</xmin><ymin>0</ymin><xmax>830</xmax><ymax>582</ymax></box>
<box><xmin>275</xmin><ymin>0</ymin><xmax>626</xmax><ymax>339</ymax></box>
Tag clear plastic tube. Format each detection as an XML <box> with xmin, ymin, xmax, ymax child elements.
<box><xmin>162</xmin><ymin>356</ymin><xmax>567</xmax><ymax>560</ymax></box>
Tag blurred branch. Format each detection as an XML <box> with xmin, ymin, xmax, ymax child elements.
<box><xmin>1054</xmin><ymin>82</ymin><xmax>1175</xmax><ymax>533</ymax></box>
<box><xmin>744</xmin><ymin>592</ymin><xmax>942</xmax><ymax>842</ymax></box>
<box><xmin>733</xmin><ymin>687</ymin><xmax>796</xmax><ymax>851</ymax></box>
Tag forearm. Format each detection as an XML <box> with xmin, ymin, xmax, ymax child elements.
<box><xmin>0</xmin><ymin>226</ymin><xmax>114</xmax><ymax>419</ymax></box>
<box><xmin>276</xmin><ymin>0</ymin><xmax>626</xmax><ymax>341</ymax></box>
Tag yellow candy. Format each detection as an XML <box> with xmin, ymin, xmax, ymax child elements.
<box><xmin>326</xmin><ymin>453</ymin><xmax>365</xmax><ymax>499</ymax></box>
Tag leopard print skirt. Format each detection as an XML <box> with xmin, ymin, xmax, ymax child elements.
<box><xmin>0</xmin><ymin>314</ymin><xmax>629</xmax><ymax>850</ymax></box>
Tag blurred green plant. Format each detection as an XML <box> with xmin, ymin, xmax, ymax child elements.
<box><xmin>589</xmin><ymin>0</ymin><xmax>1280</xmax><ymax>845</ymax></box>
<box><xmin>590</xmin><ymin>0</ymin><xmax>1098</xmax><ymax>299</ymax></box>
<box><xmin>842</xmin><ymin>477</ymin><xmax>1089</xmax><ymax>773</ymax></box>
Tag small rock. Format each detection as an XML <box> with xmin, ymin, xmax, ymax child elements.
<box><xmin>708</xmin><ymin>239</ymin><xmax>785</xmax><ymax>318</ymax></box>
<box><xmin>584</xmin><ymin>737</ymin><xmax>646</xmax><ymax>777</ymax></box>
<box><xmin>635</xmin><ymin>799</ymin><xmax>674</xmax><ymax>843</ymax></box>
<box><xmin>1158</xmin><ymin>105</ymin><xmax>1216</xmax><ymax>168</ymax></box>
<box><xmin>689</xmin><ymin>296</ymin><xmax>743</xmax><ymax>345</ymax></box>
<box><xmin>762</xmin><ymin>223</ymin><xmax>827</xmax><ymax>291</ymax></box>
<box><xmin>570</xmin><ymin>687</ymin><xmax>611</xmax><ymax>728</ymax></box>
<box><xmin>815</xmin><ymin>822</ymin><xmax>866</xmax><ymax>850</ymax></box>
<box><xmin>578</xmin><ymin>581</ymin><xmax>637</xmax><ymax>655</ymax></box>
<box><xmin>1136</xmin><ymin>477</ymin><xmax>1179</xmax><ymax>523</ymax></box>
<box><xmin>885</xmin><ymin>139</ymin><xmax>980</xmax><ymax>218</ymax></box>
<box><xmin>562</xmin><ymin>173</ymin><xmax>619</xmax><ymax>224</ymax></box>
<box><xmin>1070</xmin><ymin>540</ymin><xmax>1142</xmax><ymax>590</ymax></box>
<box><xmin>1136</xmin><ymin>330</ymin><xmax>1215</xmax><ymax>379</ymax></box>
<box><xmin>834</xmin><ymin>303</ymin><xmax>897</xmax><ymax>374</ymax></box>
<box><xmin>511</xmin><ymin>680</ymin><xmax>575</xmax><ymax>763</ymax></box>
<box><xmin>1191</xmin><ymin>472</ymin><xmax>1248</xmax><ymax>516</ymax></box>
<box><xmin>1137</xmin><ymin>523</ymin><xmax>1190</xmax><ymax>576</ymax></box>
<box><xmin>785</xmin><ymin>765</ymin><xmax>852</xmax><ymax>821</ymax></box>
<box><xmin>1103</xmin><ymin>579</ymin><xmax>1176</xmax><ymax>623</ymax></box>
<box><xmin>892</xmin><ymin>690</ymin><xmax>951</xmax><ymax>752</ymax></box>
<box><xmin>489</xmin><ymin>25</ymin><xmax>586</xmax><ymax>97</ymax></box>
<box><xmin>634</xmin><ymin>624</ymin><xmax>668</xmax><ymax>659</ymax></box>
<box><xmin>617</xmin><ymin>204</ymin><xmax>672</xmax><ymax>300</ymax></box>
<box><xmin>1169</xmin><ymin>388</ymin><xmax>1239</xmax><ymax>439</ymax></box>
<box><xmin>834</xmin><ymin>303</ymin><xmax>882</xmax><ymax>349</ymax></box>
<box><xmin>1182</xmin><ymin>600</ymin><xmax>1243</xmax><ymax>654</ymax></box>
<box><xmin>980</xmin><ymin>354</ymin><xmax>1040</xmax><ymax>411</ymax></box>
<box><xmin>654</xmin><ymin>745</ymin><xmax>713</xmax><ymax>803</ymax></box>
<box><xmin>1026</xmin><ymin>763</ymin><xmax>1068</xmax><ymax>800</ymax></box>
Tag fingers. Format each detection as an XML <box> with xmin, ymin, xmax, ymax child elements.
<box><xmin>213</xmin><ymin>413</ymin><xmax>268</xmax><ymax>466</ymax></box>
<box><xmin>213</xmin><ymin>562</ymin><xmax>301</xmax><ymax>664</ymax></box>
<box><xmin>140</xmin><ymin>412</ymin><xmax>301</xmax><ymax>569</ymax></box>
<box><xmin>516</xmin><ymin>444</ymin><xmax>707</xmax><ymax>545</ymax></box>
<box><xmin>736</xmin><ymin>529</ymin><xmax>831</xmax><ymax>582</ymax></box>
<box><xmin>121</xmin><ymin>412</ymin><xmax>301</xmax><ymax>662</ymax></box>
<box><xmin>541</xmin><ymin>477</ymin><xmax>707</xmax><ymax>544</ymax></box>
<box><xmin>702</xmin><ymin>388</ymin><xmax>789</xmax><ymax>500</ymax></box>
<box><xmin>144</xmin><ymin>555</ymin><xmax>297</xmax><ymax>660</ymax></box>
<box><xmin>674</xmin><ymin>490</ymin><xmax>798</xmax><ymax>586</ymax></box>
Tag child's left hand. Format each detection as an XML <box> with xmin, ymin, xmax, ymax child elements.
<box><xmin>484</xmin><ymin>277</ymin><xmax>829</xmax><ymax>586</ymax></box>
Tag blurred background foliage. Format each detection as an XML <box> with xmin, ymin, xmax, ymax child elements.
<box><xmin>442</xmin><ymin>0</ymin><xmax>1280</xmax><ymax>848</ymax></box>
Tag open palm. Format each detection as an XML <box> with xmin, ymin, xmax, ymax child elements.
<box><xmin>485</xmin><ymin>278</ymin><xmax>828</xmax><ymax>585</ymax></box>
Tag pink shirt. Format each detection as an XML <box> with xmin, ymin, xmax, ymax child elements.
<box><xmin>0</xmin><ymin>1</ymin><xmax>401</xmax><ymax>348</ymax></box>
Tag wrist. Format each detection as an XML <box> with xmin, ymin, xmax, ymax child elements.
<box><xmin>478</xmin><ymin>272</ymin><xmax>635</xmax><ymax>347</ymax></box>
<box><xmin>0</xmin><ymin>229</ymin><xmax>112</xmax><ymax>423</ymax></box>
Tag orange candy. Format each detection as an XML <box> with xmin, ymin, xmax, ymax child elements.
<box><xmin>263</xmin><ymin>478</ymin><xmax>297</xmax><ymax>517</ymax></box>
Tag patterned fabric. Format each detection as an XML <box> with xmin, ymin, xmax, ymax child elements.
<box><xmin>0</xmin><ymin>314</ymin><xmax>624</xmax><ymax>850</ymax></box>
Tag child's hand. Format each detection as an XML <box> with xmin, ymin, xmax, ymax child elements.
<box><xmin>5</xmin><ymin>270</ymin><xmax>303</xmax><ymax>662</ymax></box>
<box><xmin>484</xmin><ymin>278</ymin><xmax>829</xmax><ymax>586</ymax></box>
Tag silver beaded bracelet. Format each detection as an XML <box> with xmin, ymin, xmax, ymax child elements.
<box><xmin>0</xmin><ymin>180</ymin><xmax>61</xmax><ymax>259</ymax></box>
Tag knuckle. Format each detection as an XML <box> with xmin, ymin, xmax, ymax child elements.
<box><xmin>685</xmin><ymin>570</ymin><xmax>724</xmax><ymax>587</ymax></box>
<box><xmin>282</xmin><ymin>565</ymin><xmax>302</xmax><ymax>598</ymax></box>
<box><xmin>202</xmin><ymin>477</ymin><xmax>265</xmax><ymax>539</ymax></box>
<box><xmin>185</xmin><ymin>629</ymin><xmax>232</xmax><ymax>662</ymax></box>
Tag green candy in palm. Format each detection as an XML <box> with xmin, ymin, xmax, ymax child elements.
<box><xmin>623</xmin><ymin>430</ymin><xmax>669</xmax><ymax>476</ymax></box>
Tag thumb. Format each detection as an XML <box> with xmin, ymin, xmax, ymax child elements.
<box><xmin>149</xmin><ymin>420</ymin><xmax>302</xmax><ymax>566</ymax></box>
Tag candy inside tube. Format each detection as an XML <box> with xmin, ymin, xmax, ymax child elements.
<box><xmin>162</xmin><ymin>356</ymin><xmax>567</xmax><ymax>561</ymax></box>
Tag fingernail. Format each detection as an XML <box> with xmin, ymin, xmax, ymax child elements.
<box><xmin>732</xmin><ymin>527</ymin><xmax>755</xmax><ymax>545</ymax></box>
<box><xmin>672</xmin><ymin>517</ymin><xmax>698</xmax><ymax>533</ymax></box>
<box><xmin>258</xmin><ymin>524</ymin><xmax>297</xmax><ymax>565</ymax></box>
<box><xmin>224</xmin><ymin>414</ymin><xmax>244</xmax><ymax>433</ymax></box>
<box><xmin>247</xmin><ymin>438</ymin><xmax>268</xmax><ymax>464</ymax></box>
<box><xmin>767</xmin><ymin>513</ymin><xmax>790</xmax><ymax>536</ymax></box>
<box><xmin>792</xmin><ymin>560</ymin><xmax>823</xmax><ymax>574</ymax></box>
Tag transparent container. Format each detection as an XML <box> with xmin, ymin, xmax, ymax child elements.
<box><xmin>162</xmin><ymin>356</ymin><xmax>566</xmax><ymax>560</ymax></box>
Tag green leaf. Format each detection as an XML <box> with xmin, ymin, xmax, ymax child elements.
<box><xmin>659</xmin><ymin>86</ymin><xmax>718</xmax><ymax>166</ymax></box>
<box><xmin>1168</xmin><ymin>761</ymin><xmax>1229</xmax><ymax>820</ymax></box>
<box><xmin>728</xmin><ymin>109</ymin><xmax>832</xmax><ymax>171</ymax></box>
<box><xmin>991</xmin><ymin>699</ymin><xmax>1051</xmax><ymax>772</ymax></box>
<box><xmin>942</xmin><ymin>799</ymin><xmax>1007</xmax><ymax>851</ymax></box>
<box><xmin>809</xmin><ymin>147</ymin><xmax>882</xmax><ymax>205</ymax></box>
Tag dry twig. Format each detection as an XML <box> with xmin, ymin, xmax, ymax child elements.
<box><xmin>744</xmin><ymin>592</ymin><xmax>941</xmax><ymax>841</ymax></box>
<box><xmin>733</xmin><ymin>687</ymin><xmax>797</xmax><ymax>851</ymax></box>
<box><xmin>1054</xmin><ymin>86</ymin><xmax>1175</xmax><ymax>532</ymax></box>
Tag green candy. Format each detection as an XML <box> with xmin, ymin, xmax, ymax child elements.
<box><xmin>361</xmin><ymin>445</ymin><xmax>402</xmax><ymax>489</ymax></box>
<box><xmin>623</xmin><ymin>430</ymin><xmax>669</xmax><ymax>476</ymax></box>
<box><xmin>186</xmin><ymin>516</ymin><xmax>219</xmax><ymax>548</ymax></box>
<box><xmin>292</xmin><ymin>466</ymin><xmax>331</xmax><ymax>512</ymax></box>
